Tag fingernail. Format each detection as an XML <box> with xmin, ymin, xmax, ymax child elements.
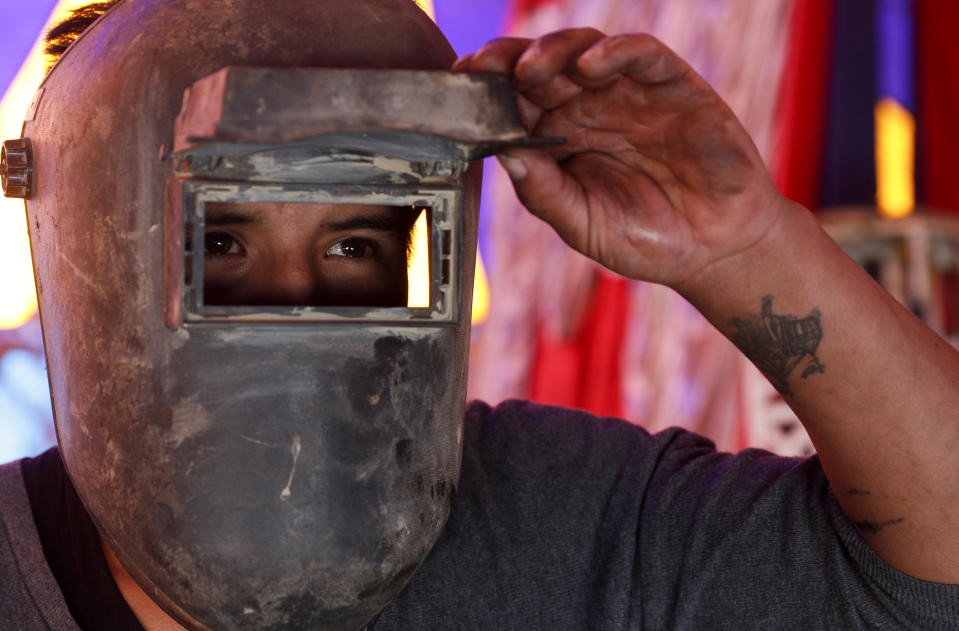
<box><xmin>497</xmin><ymin>155</ymin><xmax>527</xmax><ymax>180</ymax></box>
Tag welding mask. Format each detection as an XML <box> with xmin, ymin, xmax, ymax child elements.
<box><xmin>1</xmin><ymin>0</ymin><xmax>547</xmax><ymax>629</ymax></box>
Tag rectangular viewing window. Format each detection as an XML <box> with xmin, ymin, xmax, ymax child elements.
<box><xmin>173</xmin><ymin>181</ymin><xmax>460</xmax><ymax>324</ymax></box>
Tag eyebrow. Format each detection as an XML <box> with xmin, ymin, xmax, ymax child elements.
<box><xmin>325</xmin><ymin>213</ymin><xmax>412</xmax><ymax>234</ymax></box>
<box><xmin>204</xmin><ymin>208</ymin><xmax>412</xmax><ymax>234</ymax></box>
<box><xmin>205</xmin><ymin>211</ymin><xmax>256</xmax><ymax>226</ymax></box>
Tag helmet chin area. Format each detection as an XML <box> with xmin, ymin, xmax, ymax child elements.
<box><xmin>114</xmin><ymin>326</ymin><xmax>461</xmax><ymax>630</ymax></box>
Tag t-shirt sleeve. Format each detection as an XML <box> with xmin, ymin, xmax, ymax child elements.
<box><xmin>377</xmin><ymin>400</ymin><xmax>959</xmax><ymax>630</ymax></box>
<box><xmin>632</xmin><ymin>424</ymin><xmax>959</xmax><ymax>629</ymax></box>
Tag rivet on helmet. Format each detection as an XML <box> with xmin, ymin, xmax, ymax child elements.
<box><xmin>1</xmin><ymin>138</ymin><xmax>33</xmax><ymax>199</ymax></box>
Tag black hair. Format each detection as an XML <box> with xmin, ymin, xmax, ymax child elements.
<box><xmin>44</xmin><ymin>1</ymin><xmax>121</xmax><ymax>71</ymax></box>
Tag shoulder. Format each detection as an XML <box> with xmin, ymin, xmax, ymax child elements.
<box><xmin>455</xmin><ymin>400</ymin><xmax>831</xmax><ymax>571</ymax></box>
<box><xmin>461</xmin><ymin>399</ymin><xmax>721</xmax><ymax>483</ymax></box>
<box><xmin>0</xmin><ymin>455</ymin><xmax>80</xmax><ymax>631</ymax></box>
<box><xmin>0</xmin><ymin>457</ymin><xmax>32</xmax><ymax>522</ymax></box>
<box><xmin>379</xmin><ymin>402</ymin><xmax>788</xmax><ymax>629</ymax></box>
<box><xmin>464</xmin><ymin>398</ymin><xmax>669</xmax><ymax>455</ymax></box>
<box><xmin>454</xmin><ymin>399</ymin><xmax>734</xmax><ymax>548</ymax></box>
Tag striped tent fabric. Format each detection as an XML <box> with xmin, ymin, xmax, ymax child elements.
<box><xmin>467</xmin><ymin>0</ymin><xmax>799</xmax><ymax>454</ymax></box>
<box><xmin>469</xmin><ymin>0</ymin><xmax>959</xmax><ymax>456</ymax></box>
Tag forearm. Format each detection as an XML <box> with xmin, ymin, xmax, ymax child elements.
<box><xmin>464</xmin><ymin>28</ymin><xmax>959</xmax><ymax>581</ymax></box>
<box><xmin>679</xmin><ymin>198</ymin><xmax>959</xmax><ymax>583</ymax></box>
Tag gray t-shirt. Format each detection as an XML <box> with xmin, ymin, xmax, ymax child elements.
<box><xmin>2</xmin><ymin>400</ymin><xmax>958</xmax><ymax>629</ymax></box>
<box><xmin>375</xmin><ymin>400</ymin><xmax>959</xmax><ymax>629</ymax></box>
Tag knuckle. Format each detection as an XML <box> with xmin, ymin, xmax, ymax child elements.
<box><xmin>607</xmin><ymin>32</ymin><xmax>660</xmax><ymax>51</ymax></box>
<box><xmin>577</xmin><ymin>26</ymin><xmax>608</xmax><ymax>40</ymax></box>
<box><xmin>478</xmin><ymin>36</ymin><xmax>530</xmax><ymax>54</ymax></box>
<box><xmin>536</xmin><ymin>27</ymin><xmax>605</xmax><ymax>50</ymax></box>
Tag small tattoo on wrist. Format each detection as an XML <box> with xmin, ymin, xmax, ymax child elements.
<box><xmin>730</xmin><ymin>295</ymin><xmax>825</xmax><ymax>397</ymax></box>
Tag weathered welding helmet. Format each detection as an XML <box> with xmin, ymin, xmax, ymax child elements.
<box><xmin>2</xmin><ymin>0</ymin><xmax>551</xmax><ymax>629</ymax></box>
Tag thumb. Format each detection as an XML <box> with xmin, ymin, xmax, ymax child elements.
<box><xmin>495</xmin><ymin>148</ymin><xmax>588</xmax><ymax>252</ymax></box>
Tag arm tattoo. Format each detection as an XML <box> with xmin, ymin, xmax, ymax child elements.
<box><xmin>729</xmin><ymin>295</ymin><xmax>825</xmax><ymax>397</ymax></box>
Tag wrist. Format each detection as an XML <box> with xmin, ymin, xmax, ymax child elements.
<box><xmin>674</xmin><ymin>196</ymin><xmax>822</xmax><ymax>318</ymax></box>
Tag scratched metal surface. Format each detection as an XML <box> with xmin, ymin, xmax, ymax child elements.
<box><xmin>174</xmin><ymin>67</ymin><xmax>529</xmax><ymax>153</ymax></box>
<box><xmin>20</xmin><ymin>0</ymin><xmax>485</xmax><ymax>628</ymax></box>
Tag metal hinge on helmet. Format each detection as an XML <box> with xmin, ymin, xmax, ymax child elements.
<box><xmin>1</xmin><ymin>138</ymin><xmax>33</xmax><ymax>199</ymax></box>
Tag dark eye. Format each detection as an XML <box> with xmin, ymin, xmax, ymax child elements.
<box><xmin>326</xmin><ymin>237</ymin><xmax>375</xmax><ymax>259</ymax></box>
<box><xmin>205</xmin><ymin>231</ymin><xmax>244</xmax><ymax>256</ymax></box>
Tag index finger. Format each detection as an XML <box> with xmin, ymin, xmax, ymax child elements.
<box><xmin>513</xmin><ymin>28</ymin><xmax>606</xmax><ymax>88</ymax></box>
<box><xmin>459</xmin><ymin>37</ymin><xmax>533</xmax><ymax>75</ymax></box>
<box><xmin>576</xmin><ymin>33</ymin><xmax>690</xmax><ymax>87</ymax></box>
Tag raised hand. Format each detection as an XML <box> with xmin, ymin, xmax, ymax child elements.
<box><xmin>462</xmin><ymin>29</ymin><xmax>959</xmax><ymax>587</ymax></box>
<box><xmin>454</xmin><ymin>28</ymin><xmax>790</xmax><ymax>294</ymax></box>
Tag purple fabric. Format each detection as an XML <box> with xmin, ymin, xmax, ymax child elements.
<box><xmin>0</xmin><ymin>0</ymin><xmax>60</xmax><ymax>99</ymax></box>
<box><xmin>876</xmin><ymin>0</ymin><xmax>915</xmax><ymax>110</ymax></box>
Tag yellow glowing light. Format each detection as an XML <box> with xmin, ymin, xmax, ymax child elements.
<box><xmin>407</xmin><ymin>209</ymin><xmax>430</xmax><ymax>307</ymax></box>
<box><xmin>406</xmin><ymin>209</ymin><xmax>490</xmax><ymax>323</ymax></box>
<box><xmin>0</xmin><ymin>208</ymin><xmax>36</xmax><ymax>329</ymax></box>
<box><xmin>875</xmin><ymin>97</ymin><xmax>916</xmax><ymax>219</ymax></box>
<box><xmin>413</xmin><ymin>0</ymin><xmax>436</xmax><ymax>20</ymax></box>
<box><xmin>0</xmin><ymin>0</ymin><xmax>92</xmax><ymax>329</ymax></box>
<box><xmin>471</xmin><ymin>250</ymin><xmax>489</xmax><ymax>325</ymax></box>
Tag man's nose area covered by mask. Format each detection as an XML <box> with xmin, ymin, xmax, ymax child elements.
<box><xmin>202</xmin><ymin>201</ymin><xmax>413</xmax><ymax>307</ymax></box>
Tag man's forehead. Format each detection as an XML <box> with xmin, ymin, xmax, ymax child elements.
<box><xmin>205</xmin><ymin>202</ymin><xmax>400</xmax><ymax>214</ymax></box>
<box><xmin>204</xmin><ymin>202</ymin><xmax>414</xmax><ymax>229</ymax></box>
